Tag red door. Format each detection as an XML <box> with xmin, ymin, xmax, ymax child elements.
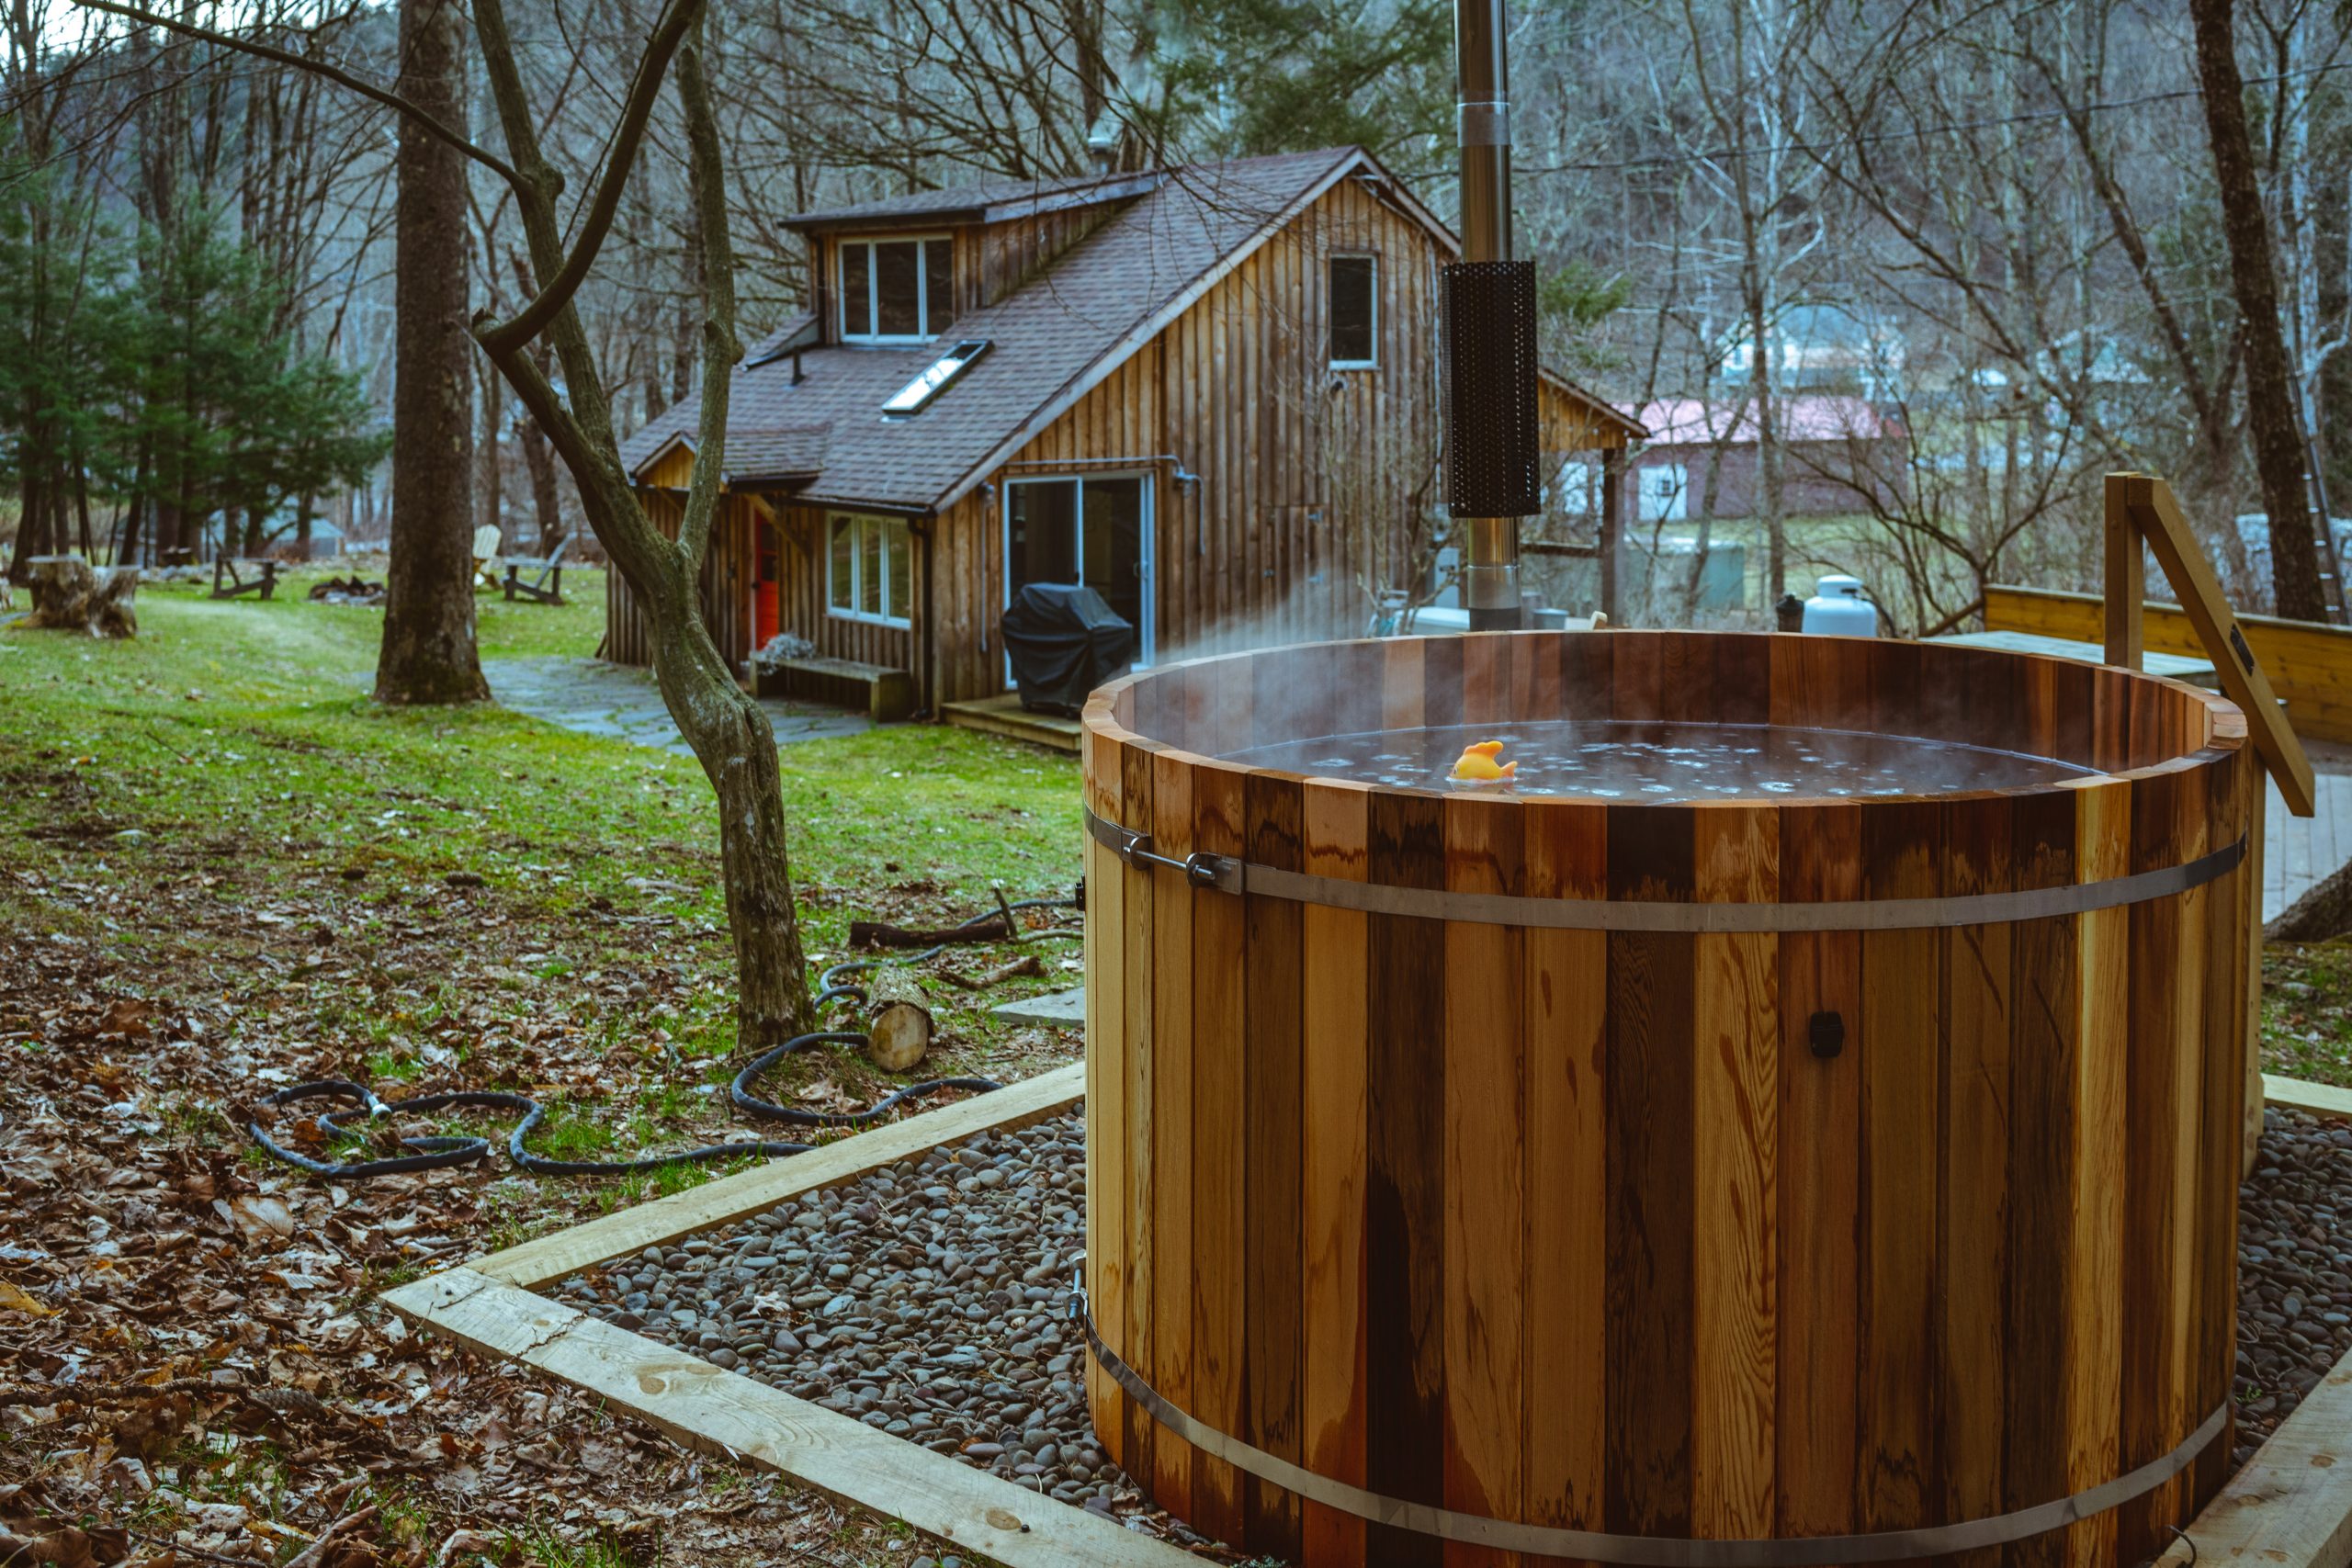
<box><xmin>755</xmin><ymin>523</ymin><xmax>780</xmax><ymax>645</ymax></box>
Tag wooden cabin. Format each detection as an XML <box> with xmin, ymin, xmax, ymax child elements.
<box><xmin>612</xmin><ymin>146</ymin><xmax>1642</xmax><ymax>713</ymax></box>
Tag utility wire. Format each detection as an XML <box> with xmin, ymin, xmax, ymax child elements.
<box><xmin>1520</xmin><ymin>57</ymin><xmax>2352</xmax><ymax>175</ymax></box>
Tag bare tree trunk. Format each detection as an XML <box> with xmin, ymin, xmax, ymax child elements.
<box><xmin>482</xmin><ymin>365</ymin><xmax>503</xmax><ymax>542</ymax></box>
<box><xmin>522</xmin><ymin>414</ymin><xmax>563</xmax><ymax>551</ymax></box>
<box><xmin>376</xmin><ymin>0</ymin><xmax>489</xmax><ymax>705</ymax></box>
<box><xmin>2192</xmin><ymin>0</ymin><xmax>2328</xmax><ymax>622</ymax></box>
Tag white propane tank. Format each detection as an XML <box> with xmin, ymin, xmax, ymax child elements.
<box><xmin>1801</xmin><ymin>574</ymin><xmax>1879</xmax><ymax>637</ymax></box>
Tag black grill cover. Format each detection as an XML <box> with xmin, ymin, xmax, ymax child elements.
<box><xmin>1001</xmin><ymin>583</ymin><xmax>1134</xmax><ymax>716</ymax></box>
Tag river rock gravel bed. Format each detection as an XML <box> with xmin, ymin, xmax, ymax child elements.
<box><xmin>548</xmin><ymin>1100</ymin><xmax>2352</xmax><ymax>1538</ymax></box>
<box><xmin>545</xmin><ymin>1108</ymin><xmax>1209</xmax><ymax>1543</ymax></box>
<box><xmin>2232</xmin><ymin>1106</ymin><xmax>2352</xmax><ymax>1467</ymax></box>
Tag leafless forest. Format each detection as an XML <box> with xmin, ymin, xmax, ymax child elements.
<box><xmin>6</xmin><ymin>0</ymin><xmax>2351</xmax><ymax>635</ymax></box>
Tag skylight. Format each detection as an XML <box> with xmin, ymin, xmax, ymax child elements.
<box><xmin>882</xmin><ymin>340</ymin><xmax>990</xmax><ymax>417</ymax></box>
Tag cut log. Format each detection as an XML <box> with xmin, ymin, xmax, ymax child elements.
<box><xmin>2268</xmin><ymin>852</ymin><xmax>2352</xmax><ymax>943</ymax></box>
<box><xmin>25</xmin><ymin>556</ymin><xmax>138</xmax><ymax>638</ymax></box>
<box><xmin>864</xmin><ymin>967</ymin><xmax>933</xmax><ymax>1073</ymax></box>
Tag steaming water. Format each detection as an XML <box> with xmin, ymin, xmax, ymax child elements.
<box><xmin>1219</xmin><ymin>721</ymin><xmax>2093</xmax><ymax>802</ymax></box>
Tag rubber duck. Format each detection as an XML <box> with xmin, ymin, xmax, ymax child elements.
<box><xmin>1450</xmin><ymin>740</ymin><xmax>1518</xmax><ymax>782</ymax></box>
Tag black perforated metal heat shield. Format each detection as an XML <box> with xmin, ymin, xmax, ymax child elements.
<box><xmin>1441</xmin><ymin>259</ymin><xmax>1541</xmax><ymax>518</ymax></box>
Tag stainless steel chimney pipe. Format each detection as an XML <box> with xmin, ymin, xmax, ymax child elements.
<box><xmin>1453</xmin><ymin>0</ymin><xmax>1522</xmax><ymax>630</ymax></box>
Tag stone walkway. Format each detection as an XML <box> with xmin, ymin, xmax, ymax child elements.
<box><xmin>484</xmin><ymin>656</ymin><xmax>869</xmax><ymax>755</ymax></box>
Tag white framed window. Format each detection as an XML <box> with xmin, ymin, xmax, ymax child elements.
<box><xmin>1329</xmin><ymin>254</ymin><xmax>1377</xmax><ymax>367</ymax></box>
<box><xmin>826</xmin><ymin>513</ymin><xmax>913</xmax><ymax>626</ymax></box>
<box><xmin>838</xmin><ymin>235</ymin><xmax>955</xmax><ymax>343</ymax></box>
<box><xmin>1638</xmin><ymin>462</ymin><xmax>1688</xmax><ymax>522</ymax></box>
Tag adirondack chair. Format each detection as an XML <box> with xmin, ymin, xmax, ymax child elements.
<box><xmin>210</xmin><ymin>557</ymin><xmax>278</xmax><ymax>601</ymax></box>
<box><xmin>503</xmin><ymin>536</ymin><xmax>571</xmax><ymax>606</ymax></box>
<box><xmin>472</xmin><ymin>525</ymin><xmax>504</xmax><ymax>588</ymax></box>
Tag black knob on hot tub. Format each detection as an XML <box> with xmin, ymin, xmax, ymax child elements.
<box><xmin>1809</xmin><ymin>1010</ymin><xmax>1846</xmax><ymax>1059</ymax></box>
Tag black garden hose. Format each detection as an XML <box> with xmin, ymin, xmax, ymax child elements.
<box><xmin>244</xmin><ymin>892</ymin><xmax>1081</xmax><ymax>1180</ymax></box>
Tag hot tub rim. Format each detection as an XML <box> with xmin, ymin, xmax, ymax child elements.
<box><xmin>1081</xmin><ymin>629</ymin><xmax>2250</xmax><ymax>815</ymax></box>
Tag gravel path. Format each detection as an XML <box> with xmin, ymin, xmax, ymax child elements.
<box><xmin>550</xmin><ymin>1100</ymin><xmax>2352</xmax><ymax>1546</ymax></box>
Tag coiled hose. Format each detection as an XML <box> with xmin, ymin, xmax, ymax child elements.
<box><xmin>245</xmin><ymin>895</ymin><xmax>1080</xmax><ymax>1179</ymax></box>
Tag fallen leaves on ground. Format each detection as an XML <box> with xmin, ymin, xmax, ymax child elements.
<box><xmin>0</xmin><ymin>836</ymin><xmax>1082</xmax><ymax>1568</ymax></box>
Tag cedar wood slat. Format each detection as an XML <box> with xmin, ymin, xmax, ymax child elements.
<box><xmin>1081</xmin><ymin>633</ymin><xmax>2249</xmax><ymax>1568</ymax></box>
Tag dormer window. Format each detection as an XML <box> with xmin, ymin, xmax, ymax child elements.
<box><xmin>839</xmin><ymin>236</ymin><xmax>955</xmax><ymax>343</ymax></box>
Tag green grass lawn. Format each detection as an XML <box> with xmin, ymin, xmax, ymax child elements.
<box><xmin>0</xmin><ymin>567</ymin><xmax>1086</xmax><ymax>1168</ymax></box>
<box><xmin>0</xmin><ymin>566</ymin><xmax>1089</xmax><ymax>1566</ymax></box>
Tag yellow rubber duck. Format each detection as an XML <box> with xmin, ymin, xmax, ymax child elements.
<box><xmin>1450</xmin><ymin>740</ymin><xmax>1518</xmax><ymax>782</ymax></box>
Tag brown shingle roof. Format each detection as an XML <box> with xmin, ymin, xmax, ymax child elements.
<box><xmin>623</xmin><ymin>148</ymin><xmax>1360</xmax><ymax>513</ymax></box>
<box><xmin>622</xmin><ymin>147</ymin><xmax>1642</xmax><ymax>509</ymax></box>
<box><xmin>779</xmin><ymin>169</ymin><xmax>1162</xmax><ymax>231</ymax></box>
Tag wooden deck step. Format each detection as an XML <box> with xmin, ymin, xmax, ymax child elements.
<box><xmin>941</xmin><ymin>694</ymin><xmax>1082</xmax><ymax>753</ymax></box>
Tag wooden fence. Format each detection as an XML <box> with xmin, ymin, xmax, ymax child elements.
<box><xmin>1986</xmin><ymin>582</ymin><xmax>2352</xmax><ymax>744</ymax></box>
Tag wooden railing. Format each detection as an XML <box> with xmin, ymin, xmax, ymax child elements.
<box><xmin>1989</xmin><ymin>580</ymin><xmax>2352</xmax><ymax>746</ymax></box>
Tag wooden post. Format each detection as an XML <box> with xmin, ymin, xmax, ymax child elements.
<box><xmin>1599</xmin><ymin>446</ymin><xmax>1623</xmax><ymax>623</ymax></box>
<box><xmin>2247</xmin><ymin>778</ymin><xmax>2268</xmax><ymax>1174</ymax></box>
<box><xmin>2103</xmin><ymin>473</ymin><xmax>2143</xmax><ymax>670</ymax></box>
<box><xmin>2111</xmin><ymin>470</ymin><xmax>2320</xmax><ymax>1177</ymax></box>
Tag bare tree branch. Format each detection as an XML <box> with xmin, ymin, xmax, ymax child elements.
<box><xmin>64</xmin><ymin>0</ymin><xmax>522</xmax><ymax>186</ymax></box>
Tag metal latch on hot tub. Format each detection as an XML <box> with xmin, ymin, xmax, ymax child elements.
<box><xmin>1095</xmin><ymin>817</ymin><xmax>1242</xmax><ymax>893</ymax></box>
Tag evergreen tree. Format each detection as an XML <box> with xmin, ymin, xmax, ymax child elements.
<box><xmin>0</xmin><ymin>150</ymin><xmax>133</xmax><ymax>571</ymax></box>
<box><xmin>1148</xmin><ymin>0</ymin><xmax>1453</xmax><ymax>169</ymax></box>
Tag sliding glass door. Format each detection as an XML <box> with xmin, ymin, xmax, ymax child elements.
<box><xmin>1003</xmin><ymin>473</ymin><xmax>1154</xmax><ymax>667</ymax></box>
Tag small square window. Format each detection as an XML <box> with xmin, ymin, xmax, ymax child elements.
<box><xmin>1329</xmin><ymin>255</ymin><xmax>1376</xmax><ymax>367</ymax></box>
<box><xmin>839</xmin><ymin>236</ymin><xmax>952</xmax><ymax>343</ymax></box>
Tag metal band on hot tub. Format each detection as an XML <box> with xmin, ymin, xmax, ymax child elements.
<box><xmin>1084</xmin><ymin>807</ymin><xmax>2247</xmax><ymax>931</ymax></box>
<box><xmin>1070</xmin><ymin>1282</ymin><xmax>2223</xmax><ymax>1567</ymax></box>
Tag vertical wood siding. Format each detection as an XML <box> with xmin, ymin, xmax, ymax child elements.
<box><xmin>617</xmin><ymin>175</ymin><xmax>1633</xmax><ymax>705</ymax></box>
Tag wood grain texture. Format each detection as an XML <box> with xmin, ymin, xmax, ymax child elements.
<box><xmin>1367</xmin><ymin>788</ymin><xmax>1449</xmax><ymax>1568</ymax></box>
<box><xmin>1189</xmin><ymin>761</ymin><xmax>1249</xmax><ymax>1546</ymax></box>
<box><xmin>1120</xmin><ymin>743</ymin><xmax>1158</xmax><ymax>1494</ymax></box>
<box><xmin>1858</xmin><ymin>800</ymin><xmax>1941</xmax><ymax>1534</ymax></box>
<box><xmin>1776</xmin><ymin>804</ymin><xmax>1861</xmax><ymax>1545</ymax></box>
<box><xmin>1244</xmin><ymin>771</ymin><xmax>1306</xmax><ymax>1557</ymax></box>
<box><xmin>1605</xmin><ymin>807</ymin><xmax>1696</xmax><ymax>1540</ymax></box>
<box><xmin>1301</xmin><ymin>779</ymin><xmax>1372</xmax><ymax>1567</ymax></box>
<box><xmin>2005</xmin><ymin>788</ymin><xmax>2079</xmax><ymax>1568</ymax></box>
<box><xmin>1077</xmin><ymin>632</ymin><xmax>2248</xmax><ymax>1566</ymax></box>
<box><xmin>1442</xmin><ymin>794</ymin><xmax>1528</xmax><ymax>1568</ymax></box>
<box><xmin>1148</xmin><ymin>750</ymin><xmax>1197</xmax><ymax>1521</ymax></box>
<box><xmin>2065</xmin><ymin>780</ymin><xmax>2130</xmax><ymax>1568</ymax></box>
<box><xmin>1939</xmin><ymin>795</ymin><xmax>2013</xmax><ymax>1568</ymax></box>
<box><xmin>1088</xmin><ymin>734</ymin><xmax>1130</xmax><ymax>1461</ymax></box>
<box><xmin>1522</xmin><ymin>800</ymin><xmax>1611</xmax><ymax>1568</ymax></box>
<box><xmin>1691</xmin><ymin>807</ymin><xmax>1780</xmax><ymax>1542</ymax></box>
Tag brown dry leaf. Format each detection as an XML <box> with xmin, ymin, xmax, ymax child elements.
<box><xmin>0</xmin><ymin>1280</ymin><xmax>56</xmax><ymax>1317</ymax></box>
<box><xmin>227</xmin><ymin>1195</ymin><xmax>295</xmax><ymax>1244</ymax></box>
<box><xmin>97</xmin><ymin>998</ymin><xmax>153</xmax><ymax>1039</ymax></box>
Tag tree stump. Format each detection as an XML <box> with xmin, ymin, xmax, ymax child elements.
<box><xmin>863</xmin><ymin>968</ymin><xmax>933</xmax><ymax>1073</ymax></box>
<box><xmin>26</xmin><ymin>557</ymin><xmax>139</xmax><ymax>638</ymax></box>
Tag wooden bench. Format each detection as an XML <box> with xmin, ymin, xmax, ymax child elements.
<box><xmin>503</xmin><ymin>537</ymin><xmax>571</xmax><ymax>605</ymax></box>
<box><xmin>210</xmin><ymin>558</ymin><xmax>278</xmax><ymax>601</ymax></box>
<box><xmin>755</xmin><ymin>654</ymin><xmax>913</xmax><ymax>722</ymax></box>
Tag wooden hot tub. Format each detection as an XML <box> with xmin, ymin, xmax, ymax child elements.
<box><xmin>1078</xmin><ymin>629</ymin><xmax>2253</xmax><ymax>1568</ymax></box>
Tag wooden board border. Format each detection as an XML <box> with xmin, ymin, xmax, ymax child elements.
<box><xmin>2262</xmin><ymin>1072</ymin><xmax>2352</xmax><ymax>1122</ymax></box>
<box><xmin>2158</xmin><ymin>1340</ymin><xmax>2352</xmax><ymax>1568</ymax></box>
<box><xmin>382</xmin><ymin>1063</ymin><xmax>1195</xmax><ymax>1568</ymax></box>
<box><xmin>382</xmin><ymin>1059</ymin><xmax>2352</xmax><ymax>1568</ymax></box>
